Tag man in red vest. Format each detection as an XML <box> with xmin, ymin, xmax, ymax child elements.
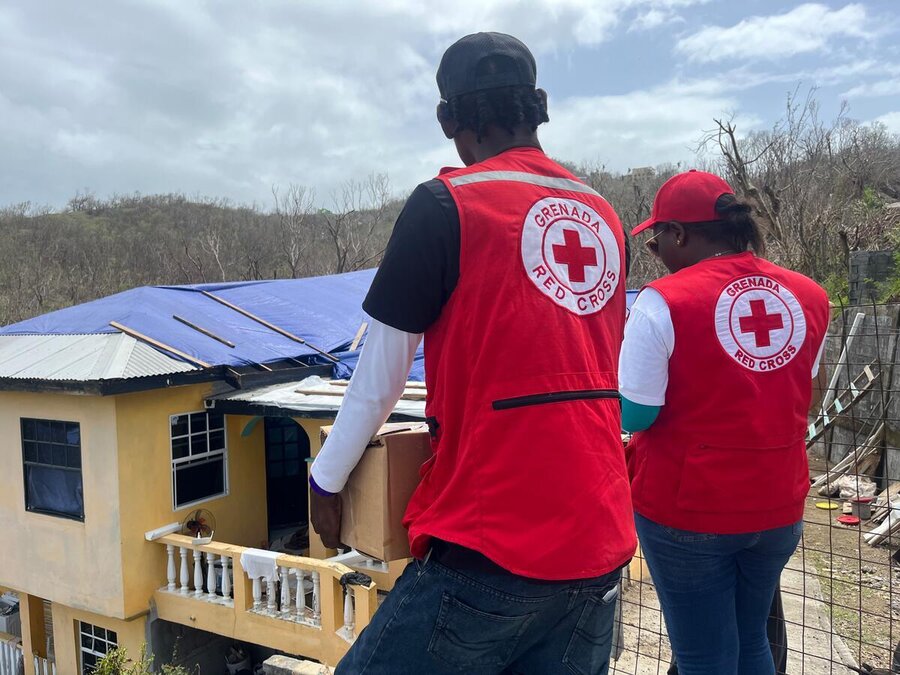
<box><xmin>310</xmin><ymin>32</ymin><xmax>635</xmax><ymax>673</ymax></box>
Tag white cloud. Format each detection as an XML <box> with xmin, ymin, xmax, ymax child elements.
<box><xmin>676</xmin><ymin>3</ymin><xmax>872</xmax><ymax>63</ymax></box>
<box><xmin>843</xmin><ymin>78</ymin><xmax>900</xmax><ymax>99</ymax></box>
<box><xmin>370</xmin><ymin>0</ymin><xmax>708</xmax><ymax>49</ymax></box>
<box><xmin>0</xmin><ymin>0</ymin><xmax>894</xmax><ymax>210</ymax></box>
<box><xmin>542</xmin><ymin>80</ymin><xmax>761</xmax><ymax>172</ymax></box>
<box><xmin>0</xmin><ymin>0</ymin><xmax>716</xmax><ymax>207</ymax></box>
<box><xmin>629</xmin><ymin>8</ymin><xmax>684</xmax><ymax>32</ymax></box>
<box><xmin>875</xmin><ymin>111</ymin><xmax>900</xmax><ymax>133</ymax></box>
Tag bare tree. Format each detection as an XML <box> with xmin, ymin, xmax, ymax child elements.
<box><xmin>321</xmin><ymin>173</ymin><xmax>394</xmax><ymax>274</ymax></box>
<box><xmin>700</xmin><ymin>88</ymin><xmax>900</xmax><ymax>282</ymax></box>
<box><xmin>272</xmin><ymin>184</ymin><xmax>316</xmax><ymax>278</ymax></box>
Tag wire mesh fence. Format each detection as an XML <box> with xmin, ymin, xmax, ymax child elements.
<box><xmin>611</xmin><ymin>301</ymin><xmax>900</xmax><ymax>675</ymax></box>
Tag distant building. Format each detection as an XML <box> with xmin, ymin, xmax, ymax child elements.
<box><xmin>626</xmin><ymin>167</ymin><xmax>656</xmax><ymax>181</ymax></box>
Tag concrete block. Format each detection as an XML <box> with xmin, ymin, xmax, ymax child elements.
<box><xmin>263</xmin><ymin>654</ymin><xmax>334</xmax><ymax>675</ymax></box>
<box><xmin>824</xmin><ymin>305</ymin><xmax>898</xmax><ymax>429</ymax></box>
<box><xmin>849</xmin><ymin>250</ymin><xmax>897</xmax><ymax>305</ymax></box>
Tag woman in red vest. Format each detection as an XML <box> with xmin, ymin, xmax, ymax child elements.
<box><xmin>619</xmin><ymin>170</ymin><xmax>829</xmax><ymax>675</ymax></box>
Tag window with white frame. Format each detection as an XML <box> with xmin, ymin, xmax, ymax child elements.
<box><xmin>170</xmin><ymin>411</ymin><xmax>227</xmax><ymax>509</ymax></box>
<box><xmin>79</xmin><ymin>621</ymin><xmax>117</xmax><ymax>673</ymax></box>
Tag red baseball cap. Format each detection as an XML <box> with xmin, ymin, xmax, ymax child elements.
<box><xmin>631</xmin><ymin>169</ymin><xmax>734</xmax><ymax>235</ymax></box>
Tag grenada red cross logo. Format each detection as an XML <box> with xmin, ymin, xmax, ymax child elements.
<box><xmin>522</xmin><ymin>197</ymin><xmax>620</xmax><ymax>316</ymax></box>
<box><xmin>739</xmin><ymin>299</ymin><xmax>784</xmax><ymax>348</ymax></box>
<box><xmin>552</xmin><ymin>229</ymin><xmax>597</xmax><ymax>283</ymax></box>
<box><xmin>714</xmin><ymin>275</ymin><xmax>807</xmax><ymax>372</ymax></box>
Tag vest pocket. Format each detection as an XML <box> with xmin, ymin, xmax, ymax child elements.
<box><xmin>675</xmin><ymin>440</ymin><xmax>807</xmax><ymax>514</ymax></box>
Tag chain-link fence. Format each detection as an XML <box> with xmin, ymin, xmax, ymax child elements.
<box><xmin>612</xmin><ymin>302</ymin><xmax>900</xmax><ymax>675</ymax></box>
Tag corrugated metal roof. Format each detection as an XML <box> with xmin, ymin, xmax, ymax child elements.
<box><xmin>0</xmin><ymin>333</ymin><xmax>196</xmax><ymax>381</ymax></box>
<box><xmin>209</xmin><ymin>376</ymin><xmax>426</xmax><ymax>420</ymax></box>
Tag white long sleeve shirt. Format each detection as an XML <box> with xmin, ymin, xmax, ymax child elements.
<box><xmin>618</xmin><ymin>288</ymin><xmax>827</xmax><ymax>407</ymax></box>
<box><xmin>309</xmin><ymin>319</ymin><xmax>422</xmax><ymax>494</ymax></box>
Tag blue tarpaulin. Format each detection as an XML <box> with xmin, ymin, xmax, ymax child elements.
<box><xmin>0</xmin><ymin>270</ymin><xmax>430</xmax><ymax>379</ymax></box>
<box><xmin>1</xmin><ymin>271</ymin><xmax>637</xmax><ymax>383</ymax></box>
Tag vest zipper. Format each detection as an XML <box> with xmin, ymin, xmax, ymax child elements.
<box><xmin>492</xmin><ymin>389</ymin><xmax>620</xmax><ymax>411</ymax></box>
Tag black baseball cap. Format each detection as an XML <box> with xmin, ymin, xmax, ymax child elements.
<box><xmin>436</xmin><ymin>32</ymin><xmax>537</xmax><ymax>101</ymax></box>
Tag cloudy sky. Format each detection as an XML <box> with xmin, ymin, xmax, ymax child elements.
<box><xmin>1</xmin><ymin>0</ymin><xmax>898</xmax><ymax>209</ymax></box>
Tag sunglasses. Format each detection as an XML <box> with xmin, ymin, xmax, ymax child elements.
<box><xmin>644</xmin><ymin>225</ymin><xmax>668</xmax><ymax>256</ymax></box>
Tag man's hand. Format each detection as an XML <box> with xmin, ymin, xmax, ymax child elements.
<box><xmin>310</xmin><ymin>490</ymin><xmax>343</xmax><ymax>549</ymax></box>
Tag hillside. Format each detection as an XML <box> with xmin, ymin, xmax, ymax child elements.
<box><xmin>2</xmin><ymin>98</ymin><xmax>899</xmax><ymax>326</ymax></box>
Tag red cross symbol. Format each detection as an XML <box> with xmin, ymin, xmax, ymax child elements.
<box><xmin>552</xmin><ymin>229</ymin><xmax>597</xmax><ymax>283</ymax></box>
<box><xmin>739</xmin><ymin>299</ymin><xmax>784</xmax><ymax>348</ymax></box>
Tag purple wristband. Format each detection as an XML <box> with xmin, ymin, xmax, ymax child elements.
<box><xmin>309</xmin><ymin>473</ymin><xmax>337</xmax><ymax>497</ymax></box>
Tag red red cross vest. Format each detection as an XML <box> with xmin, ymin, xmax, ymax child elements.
<box><xmin>402</xmin><ymin>147</ymin><xmax>636</xmax><ymax>580</ymax></box>
<box><xmin>628</xmin><ymin>252</ymin><xmax>830</xmax><ymax>534</ymax></box>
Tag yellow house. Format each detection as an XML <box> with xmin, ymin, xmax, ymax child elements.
<box><xmin>0</xmin><ymin>276</ymin><xmax>423</xmax><ymax>674</ymax></box>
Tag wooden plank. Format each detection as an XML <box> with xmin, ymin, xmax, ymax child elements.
<box><xmin>296</xmin><ymin>387</ymin><xmax>427</xmax><ymax>401</ymax></box>
<box><xmin>806</xmin><ymin>363</ymin><xmax>879</xmax><ymax>445</ymax></box>
<box><xmin>296</xmin><ymin>388</ymin><xmax>345</xmax><ymax>397</ymax></box>
<box><xmin>200</xmin><ymin>290</ymin><xmax>339</xmax><ymax>363</ymax></box>
<box><xmin>812</xmin><ymin>423</ymin><xmax>884</xmax><ymax>492</ymax></box>
<box><xmin>331</xmin><ymin>380</ymin><xmax>427</xmax><ymax>390</ymax></box>
<box><xmin>173</xmin><ymin>314</ymin><xmax>236</xmax><ymax>347</ymax></box>
<box><xmin>109</xmin><ymin>321</ymin><xmax>212</xmax><ymax>369</ymax></box>
<box><xmin>350</xmin><ymin>322</ymin><xmax>368</xmax><ymax>352</ymax></box>
<box><xmin>872</xmin><ymin>481</ymin><xmax>900</xmax><ymax>524</ymax></box>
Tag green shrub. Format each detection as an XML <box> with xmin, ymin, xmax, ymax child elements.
<box><xmin>822</xmin><ymin>272</ymin><xmax>850</xmax><ymax>310</ymax></box>
<box><xmin>91</xmin><ymin>645</ymin><xmax>194</xmax><ymax>675</ymax></box>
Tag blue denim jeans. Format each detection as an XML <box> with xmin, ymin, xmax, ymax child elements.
<box><xmin>635</xmin><ymin>513</ymin><xmax>802</xmax><ymax>675</ymax></box>
<box><xmin>336</xmin><ymin>542</ymin><xmax>622</xmax><ymax>674</ymax></box>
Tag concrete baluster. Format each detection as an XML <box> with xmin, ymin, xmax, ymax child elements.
<box><xmin>221</xmin><ymin>554</ymin><xmax>231</xmax><ymax>600</ymax></box>
<box><xmin>206</xmin><ymin>551</ymin><xmax>217</xmax><ymax>599</ymax></box>
<box><xmin>252</xmin><ymin>577</ymin><xmax>262</xmax><ymax>610</ymax></box>
<box><xmin>179</xmin><ymin>547</ymin><xmax>190</xmax><ymax>594</ymax></box>
<box><xmin>343</xmin><ymin>586</ymin><xmax>354</xmax><ymax>634</ymax></box>
<box><xmin>166</xmin><ymin>544</ymin><xmax>176</xmax><ymax>591</ymax></box>
<box><xmin>280</xmin><ymin>566</ymin><xmax>291</xmax><ymax>614</ymax></box>
<box><xmin>266</xmin><ymin>577</ymin><xmax>277</xmax><ymax>613</ymax></box>
<box><xmin>193</xmin><ymin>548</ymin><xmax>204</xmax><ymax>597</ymax></box>
<box><xmin>312</xmin><ymin>572</ymin><xmax>321</xmax><ymax>625</ymax></box>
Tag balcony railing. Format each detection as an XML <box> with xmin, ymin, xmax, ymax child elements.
<box><xmin>149</xmin><ymin>533</ymin><xmax>377</xmax><ymax>667</ymax></box>
<box><xmin>0</xmin><ymin>634</ymin><xmax>54</xmax><ymax>675</ymax></box>
<box><xmin>0</xmin><ymin>634</ymin><xmax>21</xmax><ymax>675</ymax></box>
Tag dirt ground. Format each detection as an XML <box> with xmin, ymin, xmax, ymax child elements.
<box><xmin>611</xmin><ymin>477</ymin><xmax>900</xmax><ymax>674</ymax></box>
<box><xmin>799</xmin><ymin>480</ymin><xmax>900</xmax><ymax>671</ymax></box>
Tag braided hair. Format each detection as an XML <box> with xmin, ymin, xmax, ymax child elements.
<box><xmin>440</xmin><ymin>85</ymin><xmax>549</xmax><ymax>142</ymax></box>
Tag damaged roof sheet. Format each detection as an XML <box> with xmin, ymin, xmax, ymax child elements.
<box><xmin>0</xmin><ymin>333</ymin><xmax>197</xmax><ymax>381</ymax></box>
<box><xmin>208</xmin><ymin>375</ymin><xmax>426</xmax><ymax>420</ymax></box>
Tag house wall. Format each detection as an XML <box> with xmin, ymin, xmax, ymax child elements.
<box><xmin>295</xmin><ymin>418</ymin><xmax>325</xmax><ymax>454</ymax></box>
<box><xmin>115</xmin><ymin>383</ymin><xmax>268</xmax><ymax>618</ymax></box>
<box><xmin>50</xmin><ymin>602</ymin><xmax>146</xmax><ymax>674</ymax></box>
<box><xmin>0</xmin><ymin>391</ymin><xmax>126</xmax><ymax>618</ymax></box>
<box><xmin>296</xmin><ymin>418</ymin><xmax>328</xmax><ymax>558</ymax></box>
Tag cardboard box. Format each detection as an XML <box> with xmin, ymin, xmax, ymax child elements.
<box><xmin>320</xmin><ymin>423</ymin><xmax>432</xmax><ymax>561</ymax></box>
